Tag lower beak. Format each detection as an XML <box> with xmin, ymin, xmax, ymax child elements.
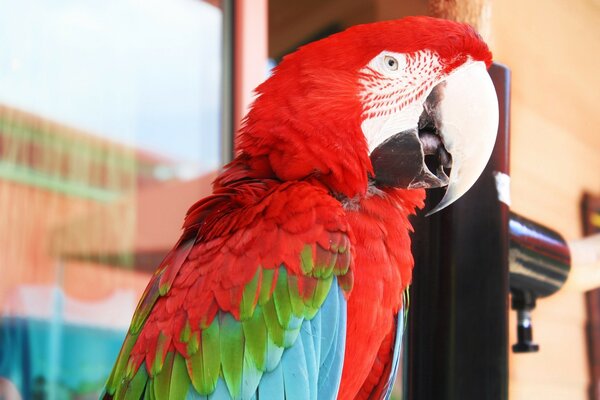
<box><xmin>370</xmin><ymin>61</ymin><xmax>499</xmax><ymax>214</ymax></box>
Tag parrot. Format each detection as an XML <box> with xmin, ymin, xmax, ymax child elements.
<box><xmin>102</xmin><ymin>16</ymin><xmax>498</xmax><ymax>400</ymax></box>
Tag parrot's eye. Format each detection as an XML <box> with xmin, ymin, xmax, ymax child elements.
<box><xmin>365</xmin><ymin>51</ymin><xmax>405</xmax><ymax>74</ymax></box>
<box><xmin>384</xmin><ymin>56</ymin><xmax>398</xmax><ymax>71</ymax></box>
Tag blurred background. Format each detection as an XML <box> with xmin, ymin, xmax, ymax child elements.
<box><xmin>0</xmin><ymin>0</ymin><xmax>598</xmax><ymax>399</ymax></box>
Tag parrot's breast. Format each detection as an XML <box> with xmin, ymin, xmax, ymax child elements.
<box><xmin>338</xmin><ymin>187</ymin><xmax>424</xmax><ymax>400</ymax></box>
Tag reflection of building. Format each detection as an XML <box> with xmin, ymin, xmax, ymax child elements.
<box><xmin>0</xmin><ymin>104</ymin><xmax>217</xmax><ymax>398</ymax></box>
<box><xmin>0</xmin><ymin>103</ymin><xmax>217</xmax><ymax>301</ymax></box>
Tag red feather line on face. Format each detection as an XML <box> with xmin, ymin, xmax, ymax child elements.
<box><xmin>359</xmin><ymin>50</ymin><xmax>444</xmax><ymax>121</ymax></box>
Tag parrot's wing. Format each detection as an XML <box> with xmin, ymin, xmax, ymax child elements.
<box><xmin>102</xmin><ymin>180</ymin><xmax>353</xmax><ymax>400</ymax></box>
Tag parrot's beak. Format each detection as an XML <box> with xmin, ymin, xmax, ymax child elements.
<box><xmin>370</xmin><ymin>61</ymin><xmax>499</xmax><ymax>214</ymax></box>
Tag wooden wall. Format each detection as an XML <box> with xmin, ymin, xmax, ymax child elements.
<box><xmin>491</xmin><ymin>1</ymin><xmax>600</xmax><ymax>398</ymax></box>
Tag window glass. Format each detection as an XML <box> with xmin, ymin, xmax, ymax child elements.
<box><xmin>0</xmin><ymin>1</ymin><xmax>223</xmax><ymax>398</ymax></box>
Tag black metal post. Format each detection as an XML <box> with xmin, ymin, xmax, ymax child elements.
<box><xmin>406</xmin><ymin>63</ymin><xmax>511</xmax><ymax>400</ymax></box>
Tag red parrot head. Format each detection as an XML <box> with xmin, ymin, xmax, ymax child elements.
<box><xmin>239</xmin><ymin>16</ymin><xmax>498</xmax><ymax>212</ymax></box>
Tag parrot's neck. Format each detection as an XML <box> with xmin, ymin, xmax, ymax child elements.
<box><xmin>216</xmin><ymin>150</ymin><xmax>373</xmax><ymax>201</ymax></box>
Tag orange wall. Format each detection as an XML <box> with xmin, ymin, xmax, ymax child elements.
<box><xmin>491</xmin><ymin>1</ymin><xmax>600</xmax><ymax>398</ymax></box>
<box><xmin>0</xmin><ymin>179</ymin><xmax>146</xmax><ymax>306</ymax></box>
<box><xmin>0</xmin><ymin>173</ymin><xmax>219</xmax><ymax>308</ymax></box>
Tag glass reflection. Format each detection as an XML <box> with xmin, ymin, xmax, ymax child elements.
<box><xmin>0</xmin><ymin>1</ymin><xmax>223</xmax><ymax>398</ymax></box>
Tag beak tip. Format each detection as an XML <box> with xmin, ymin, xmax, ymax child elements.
<box><xmin>424</xmin><ymin>198</ymin><xmax>451</xmax><ymax>216</ymax></box>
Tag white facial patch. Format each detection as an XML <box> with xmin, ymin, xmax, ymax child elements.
<box><xmin>359</xmin><ymin>50</ymin><xmax>444</xmax><ymax>153</ymax></box>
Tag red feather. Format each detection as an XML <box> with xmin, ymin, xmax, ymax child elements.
<box><xmin>338</xmin><ymin>187</ymin><xmax>425</xmax><ymax>399</ymax></box>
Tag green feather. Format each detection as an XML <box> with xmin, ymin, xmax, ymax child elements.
<box><xmin>303</xmin><ymin>305</ymin><xmax>319</xmax><ymax>319</ymax></box>
<box><xmin>202</xmin><ymin>319</ymin><xmax>221</xmax><ymax>393</ymax></box>
<box><xmin>153</xmin><ymin>352</ymin><xmax>174</xmax><ymax>400</ymax></box>
<box><xmin>122</xmin><ymin>363</ymin><xmax>148</xmax><ymax>400</ymax></box>
<box><xmin>258</xmin><ymin>268</ymin><xmax>275</xmax><ymax>305</ymax></box>
<box><xmin>168</xmin><ymin>353</ymin><xmax>191</xmax><ymax>400</ymax></box>
<box><xmin>311</xmin><ymin>276</ymin><xmax>333</xmax><ymax>309</ymax></box>
<box><xmin>187</xmin><ymin>341</ymin><xmax>208</xmax><ymax>395</ymax></box>
<box><xmin>219</xmin><ymin>313</ymin><xmax>244</xmax><ymax>398</ymax></box>
<box><xmin>403</xmin><ymin>287</ymin><xmax>411</xmax><ymax>331</ymax></box>
<box><xmin>321</xmin><ymin>265</ymin><xmax>334</xmax><ymax>279</ymax></box>
<box><xmin>186</xmin><ymin>330</ymin><xmax>200</xmax><ymax>355</ymax></box>
<box><xmin>180</xmin><ymin>319</ymin><xmax>192</xmax><ymax>343</ymax></box>
<box><xmin>130</xmin><ymin>273</ymin><xmax>162</xmax><ymax>335</ymax></box>
<box><xmin>188</xmin><ymin>319</ymin><xmax>222</xmax><ymax>395</ymax></box>
<box><xmin>272</xmin><ymin>268</ymin><xmax>293</xmax><ymax>328</ymax></box>
<box><xmin>151</xmin><ymin>332</ymin><xmax>169</xmax><ymax>376</ymax></box>
<box><xmin>262</xmin><ymin>294</ymin><xmax>286</xmax><ymax>347</ymax></box>
<box><xmin>124</xmin><ymin>356</ymin><xmax>137</xmax><ymax>381</ymax></box>
<box><xmin>144</xmin><ymin>379</ymin><xmax>156</xmax><ymax>400</ymax></box>
<box><xmin>240</xmin><ymin>268</ymin><xmax>261</xmax><ymax>320</ymax></box>
<box><xmin>153</xmin><ymin>379</ymin><xmax>163</xmax><ymax>399</ymax></box>
<box><xmin>105</xmin><ymin>333</ymin><xmax>139</xmax><ymax>394</ymax></box>
<box><xmin>158</xmin><ymin>275</ymin><xmax>171</xmax><ymax>296</ymax></box>
<box><xmin>286</xmin><ymin>274</ymin><xmax>305</xmax><ymax>316</ymax></box>
<box><xmin>313</xmin><ymin>245</ymin><xmax>334</xmax><ymax>279</ymax></box>
<box><xmin>283</xmin><ymin>316</ymin><xmax>303</xmax><ymax>347</ymax></box>
<box><xmin>113</xmin><ymin>379</ymin><xmax>126</xmax><ymax>399</ymax></box>
<box><xmin>300</xmin><ymin>245</ymin><xmax>314</xmax><ymax>274</ymax></box>
<box><xmin>242</xmin><ymin>306</ymin><xmax>268</xmax><ymax>370</ymax></box>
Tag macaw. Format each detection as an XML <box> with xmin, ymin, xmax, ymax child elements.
<box><xmin>102</xmin><ymin>16</ymin><xmax>498</xmax><ymax>400</ymax></box>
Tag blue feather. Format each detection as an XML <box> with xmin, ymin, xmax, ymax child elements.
<box><xmin>186</xmin><ymin>387</ymin><xmax>208</xmax><ymax>400</ymax></box>
<box><xmin>316</xmin><ymin>287</ymin><xmax>346</xmax><ymax>400</ymax></box>
<box><xmin>299</xmin><ymin>320</ymin><xmax>318</xmax><ymax>400</ymax></box>
<box><xmin>317</xmin><ymin>285</ymin><xmax>339</xmax><ymax>362</ymax></box>
<box><xmin>257</xmin><ymin>361</ymin><xmax>284</xmax><ymax>399</ymax></box>
<box><xmin>241</xmin><ymin>354</ymin><xmax>263</xmax><ymax>399</ymax></box>
<box><xmin>309</xmin><ymin>304</ymin><xmax>322</xmax><ymax>363</ymax></box>
<box><xmin>208</xmin><ymin>378</ymin><xmax>232</xmax><ymax>400</ymax></box>
<box><xmin>255</xmin><ymin>279</ymin><xmax>346</xmax><ymax>400</ymax></box>
<box><xmin>282</xmin><ymin>329</ymin><xmax>310</xmax><ymax>400</ymax></box>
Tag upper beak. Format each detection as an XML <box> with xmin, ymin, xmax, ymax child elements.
<box><xmin>427</xmin><ymin>61</ymin><xmax>499</xmax><ymax>214</ymax></box>
<box><xmin>370</xmin><ymin>61</ymin><xmax>499</xmax><ymax>214</ymax></box>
